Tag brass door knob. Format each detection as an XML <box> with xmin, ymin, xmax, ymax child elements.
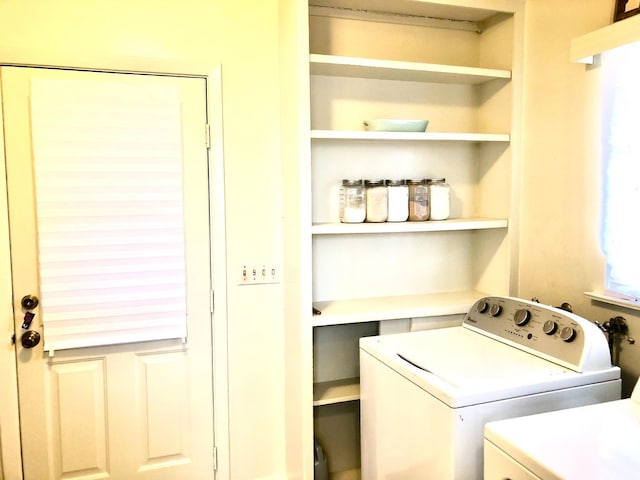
<box><xmin>21</xmin><ymin>330</ymin><xmax>41</xmax><ymax>349</ymax></box>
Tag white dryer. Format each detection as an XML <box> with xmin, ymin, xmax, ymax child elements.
<box><xmin>484</xmin><ymin>379</ymin><xmax>640</xmax><ymax>480</ymax></box>
<box><xmin>359</xmin><ymin>296</ymin><xmax>621</xmax><ymax>479</ymax></box>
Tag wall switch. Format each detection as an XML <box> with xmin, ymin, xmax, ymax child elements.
<box><xmin>239</xmin><ymin>262</ymin><xmax>280</xmax><ymax>285</ymax></box>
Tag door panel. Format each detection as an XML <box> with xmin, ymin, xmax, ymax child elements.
<box><xmin>1</xmin><ymin>66</ymin><xmax>214</xmax><ymax>480</ymax></box>
<box><xmin>137</xmin><ymin>350</ymin><xmax>190</xmax><ymax>465</ymax></box>
<box><xmin>50</xmin><ymin>358</ymin><xmax>108</xmax><ymax>477</ymax></box>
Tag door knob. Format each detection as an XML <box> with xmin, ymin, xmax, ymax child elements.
<box><xmin>21</xmin><ymin>295</ymin><xmax>39</xmax><ymax>310</ymax></box>
<box><xmin>21</xmin><ymin>330</ymin><xmax>41</xmax><ymax>349</ymax></box>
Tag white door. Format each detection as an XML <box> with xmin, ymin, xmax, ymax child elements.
<box><xmin>2</xmin><ymin>66</ymin><xmax>215</xmax><ymax>480</ymax></box>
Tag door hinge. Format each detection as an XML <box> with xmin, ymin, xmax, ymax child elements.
<box><xmin>209</xmin><ymin>289</ymin><xmax>214</xmax><ymax>314</ymax></box>
<box><xmin>213</xmin><ymin>445</ymin><xmax>218</xmax><ymax>471</ymax></box>
<box><xmin>205</xmin><ymin>123</ymin><xmax>211</xmax><ymax>149</ymax></box>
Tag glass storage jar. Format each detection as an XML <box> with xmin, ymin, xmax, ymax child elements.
<box><xmin>428</xmin><ymin>178</ymin><xmax>450</xmax><ymax>220</ymax></box>
<box><xmin>408</xmin><ymin>179</ymin><xmax>429</xmax><ymax>221</ymax></box>
<box><xmin>339</xmin><ymin>179</ymin><xmax>366</xmax><ymax>223</ymax></box>
<box><xmin>387</xmin><ymin>179</ymin><xmax>409</xmax><ymax>222</ymax></box>
<box><xmin>365</xmin><ymin>179</ymin><xmax>388</xmax><ymax>222</ymax></box>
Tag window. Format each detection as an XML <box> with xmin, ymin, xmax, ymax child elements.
<box><xmin>601</xmin><ymin>41</ymin><xmax>640</xmax><ymax>302</ymax></box>
<box><xmin>30</xmin><ymin>76</ymin><xmax>188</xmax><ymax>351</ymax></box>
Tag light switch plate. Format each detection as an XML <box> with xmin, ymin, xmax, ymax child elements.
<box><xmin>238</xmin><ymin>263</ymin><xmax>280</xmax><ymax>285</ymax></box>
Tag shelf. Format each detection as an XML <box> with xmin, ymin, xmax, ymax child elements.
<box><xmin>571</xmin><ymin>13</ymin><xmax>640</xmax><ymax>64</ymax></box>
<box><xmin>312</xmin><ymin>217</ymin><xmax>508</xmax><ymax>235</ymax></box>
<box><xmin>312</xmin><ymin>290</ymin><xmax>485</xmax><ymax>326</ymax></box>
<box><xmin>309</xmin><ymin>1</ymin><xmax>505</xmax><ymax>28</ymax></box>
<box><xmin>311</xmin><ymin>130</ymin><xmax>510</xmax><ymax>142</ymax></box>
<box><xmin>310</xmin><ymin>54</ymin><xmax>511</xmax><ymax>84</ymax></box>
<box><xmin>313</xmin><ymin>377</ymin><xmax>360</xmax><ymax>406</ymax></box>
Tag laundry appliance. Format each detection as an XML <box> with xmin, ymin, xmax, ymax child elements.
<box><xmin>484</xmin><ymin>376</ymin><xmax>640</xmax><ymax>479</ymax></box>
<box><xmin>359</xmin><ymin>296</ymin><xmax>621</xmax><ymax>479</ymax></box>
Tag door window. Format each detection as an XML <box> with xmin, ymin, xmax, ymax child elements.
<box><xmin>30</xmin><ymin>77</ymin><xmax>188</xmax><ymax>351</ymax></box>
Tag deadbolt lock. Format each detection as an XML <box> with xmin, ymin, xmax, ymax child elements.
<box><xmin>21</xmin><ymin>295</ymin><xmax>39</xmax><ymax>310</ymax></box>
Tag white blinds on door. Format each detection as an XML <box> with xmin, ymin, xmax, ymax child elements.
<box><xmin>30</xmin><ymin>77</ymin><xmax>188</xmax><ymax>351</ymax></box>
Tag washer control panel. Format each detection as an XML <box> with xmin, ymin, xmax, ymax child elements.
<box><xmin>463</xmin><ymin>296</ymin><xmax>609</xmax><ymax>371</ymax></box>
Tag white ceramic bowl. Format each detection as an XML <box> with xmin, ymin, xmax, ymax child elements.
<box><xmin>363</xmin><ymin>119</ymin><xmax>429</xmax><ymax>132</ymax></box>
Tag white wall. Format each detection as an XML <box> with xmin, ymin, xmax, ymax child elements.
<box><xmin>520</xmin><ymin>0</ymin><xmax>640</xmax><ymax>396</ymax></box>
<box><xmin>0</xmin><ymin>1</ymin><xmax>287</xmax><ymax>479</ymax></box>
<box><xmin>4</xmin><ymin>1</ymin><xmax>640</xmax><ymax>479</ymax></box>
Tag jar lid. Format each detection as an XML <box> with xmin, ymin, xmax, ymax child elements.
<box><xmin>386</xmin><ymin>179</ymin><xmax>406</xmax><ymax>186</ymax></box>
<box><xmin>364</xmin><ymin>179</ymin><xmax>386</xmax><ymax>186</ymax></box>
<box><xmin>342</xmin><ymin>179</ymin><xmax>364</xmax><ymax>186</ymax></box>
<box><xmin>407</xmin><ymin>178</ymin><xmax>427</xmax><ymax>185</ymax></box>
<box><xmin>428</xmin><ymin>178</ymin><xmax>446</xmax><ymax>183</ymax></box>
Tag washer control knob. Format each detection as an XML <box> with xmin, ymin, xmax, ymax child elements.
<box><xmin>489</xmin><ymin>304</ymin><xmax>502</xmax><ymax>317</ymax></box>
<box><xmin>476</xmin><ymin>300</ymin><xmax>489</xmax><ymax>314</ymax></box>
<box><xmin>514</xmin><ymin>309</ymin><xmax>531</xmax><ymax>326</ymax></box>
<box><xmin>543</xmin><ymin>320</ymin><xmax>558</xmax><ymax>335</ymax></box>
<box><xmin>560</xmin><ymin>326</ymin><xmax>577</xmax><ymax>342</ymax></box>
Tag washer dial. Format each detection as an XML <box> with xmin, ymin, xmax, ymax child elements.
<box><xmin>476</xmin><ymin>300</ymin><xmax>489</xmax><ymax>314</ymax></box>
<box><xmin>560</xmin><ymin>326</ymin><xmax>577</xmax><ymax>342</ymax></box>
<box><xmin>514</xmin><ymin>309</ymin><xmax>531</xmax><ymax>326</ymax></box>
<box><xmin>543</xmin><ymin>320</ymin><xmax>558</xmax><ymax>335</ymax></box>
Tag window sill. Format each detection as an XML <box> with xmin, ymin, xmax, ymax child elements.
<box><xmin>584</xmin><ymin>291</ymin><xmax>640</xmax><ymax>312</ymax></box>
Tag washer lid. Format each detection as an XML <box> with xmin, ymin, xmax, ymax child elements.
<box><xmin>359</xmin><ymin>327</ymin><xmax>620</xmax><ymax>408</ymax></box>
<box><xmin>484</xmin><ymin>399</ymin><xmax>640</xmax><ymax>480</ymax></box>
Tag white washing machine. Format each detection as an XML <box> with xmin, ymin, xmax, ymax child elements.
<box><xmin>484</xmin><ymin>378</ymin><xmax>640</xmax><ymax>480</ymax></box>
<box><xmin>359</xmin><ymin>296</ymin><xmax>621</xmax><ymax>479</ymax></box>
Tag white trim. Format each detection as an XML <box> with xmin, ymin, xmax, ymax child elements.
<box><xmin>571</xmin><ymin>13</ymin><xmax>640</xmax><ymax>64</ymax></box>
<box><xmin>584</xmin><ymin>291</ymin><xmax>640</xmax><ymax>312</ymax></box>
<box><xmin>207</xmin><ymin>65</ymin><xmax>231</xmax><ymax>480</ymax></box>
<box><xmin>507</xmin><ymin>0</ymin><xmax>526</xmax><ymax>297</ymax></box>
<box><xmin>0</xmin><ymin>51</ymin><xmax>230</xmax><ymax>480</ymax></box>
<box><xmin>0</xmin><ymin>68</ymin><xmax>23</xmax><ymax>480</ymax></box>
<box><xmin>0</xmin><ymin>46</ymin><xmax>212</xmax><ymax>77</ymax></box>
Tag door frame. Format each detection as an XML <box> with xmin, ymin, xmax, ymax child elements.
<box><xmin>0</xmin><ymin>72</ymin><xmax>22</xmax><ymax>480</ymax></box>
<box><xmin>0</xmin><ymin>49</ymin><xmax>230</xmax><ymax>480</ymax></box>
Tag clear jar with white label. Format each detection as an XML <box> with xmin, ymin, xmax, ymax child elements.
<box><xmin>339</xmin><ymin>179</ymin><xmax>366</xmax><ymax>223</ymax></box>
<box><xmin>408</xmin><ymin>179</ymin><xmax>429</xmax><ymax>221</ymax></box>
<box><xmin>365</xmin><ymin>179</ymin><xmax>388</xmax><ymax>222</ymax></box>
<box><xmin>387</xmin><ymin>179</ymin><xmax>409</xmax><ymax>222</ymax></box>
<box><xmin>428</xmin><ymin>178</ymin><xmax>450</xmax><ymax>220</ymax></box>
